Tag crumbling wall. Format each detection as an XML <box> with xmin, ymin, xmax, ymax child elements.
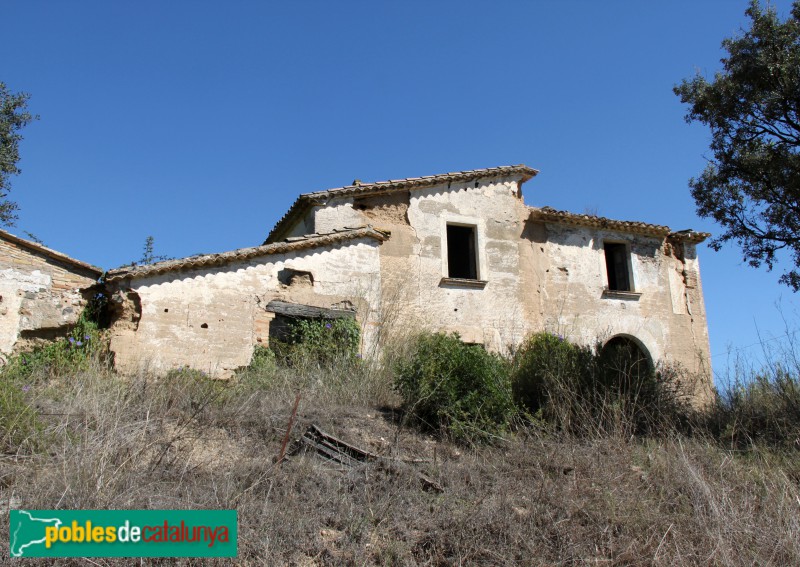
<box><xmin>0</xmin><ymin>237</ymin><xmax>99</xmax><ymax>357</ymax></box>
<box><xmin>349</xmin><ymin>176</ymin><xmax>534</xmax><ymax>354</ymax></box>
<box><xmin>529</xmin><ymin>222</ymin><xmax>713</xmax><ymax>403</ymax></box>
<box><xmin>273</xmin><ymin>175</ymin><xmax>713</xmax><ymax>403</ymax></box>
<box><xmin>107</xmin><ymin>238</ymin><xmax>382</xmax><ymax>377</ymax></box>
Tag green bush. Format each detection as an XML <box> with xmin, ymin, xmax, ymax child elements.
<box><xmin>512</xmin><ymin>332</ymin><xmax>693</xmax><ymax>436</ymax></box>
<box><xmin>393</xmin><ymin>332</ymin><xmax>516</xmax><ymax>443</ymax></box>
<box><xmin>271</xmin><ymin>317</ymin><xmax>361</xmax><ymax>368</ymax></box>
<box><xmin>512</xmin><ymin>332</ymin><xmax>595</xmax><ymax>418</ymax></box>
<box><xmin>1</xmin><ymin>313</ymin><xmax>108</xmax><ymax>382</ymax></box>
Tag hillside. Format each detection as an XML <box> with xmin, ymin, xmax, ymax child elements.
<box><xmin>2</xmin><ymin>352</ymin><xmax>800</xmax><ymax>565</ymax></box>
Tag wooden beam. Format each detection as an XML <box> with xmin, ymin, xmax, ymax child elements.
<box><xmin>266</xmin><ymin>300</ymin><xmax>356</xmax><ymax>319</ymax></box>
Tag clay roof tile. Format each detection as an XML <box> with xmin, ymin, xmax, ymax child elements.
<box><xmin>265</xmin><ymin>164</ymin><xmax>538</xmax><ymax>244</ymax></box>
<box><xmin>106</xmin><ymin>226</ymin><xmax>390</xmax><ymax>282</ymax></box>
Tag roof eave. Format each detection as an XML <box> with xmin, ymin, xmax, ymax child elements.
<box><xmin>264</xmin><ymin>164</ymin><xmax>538</xmax><ymax>244</ymax></box>
<box><xmin>0</xmin><ymin>229</ymin><xmax>103</xmax><ymax>276</ymax></box>
<box><xmin>667</xmin><ymin>231</ymin><xmax>711</xmax><ymax>244</ymax></box>
<box><xmin>529</xmin><ymin>207</ymin><xmax>672</xmax><ymax>238</ymax></box>
<box><xmin>108</xmin><ymin>226</ymin><xmax>389</xmax><ymax>283</ymax></box>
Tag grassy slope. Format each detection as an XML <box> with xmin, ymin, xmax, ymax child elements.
<box><xmin>1</xmin><ymin>360</ymin><xmax>800</xmax><ymax>566</ymax></box>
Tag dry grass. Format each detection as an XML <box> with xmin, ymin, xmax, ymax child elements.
<box><xmin>2</xmin><ymin>359</ymin><xmax>800</xmax><ymax>565</ymax></box>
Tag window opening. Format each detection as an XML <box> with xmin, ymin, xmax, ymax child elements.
<box><xmin>604</xmin><ymin>242</ymin><xmax>631</xmax><ymax>291</ymax></box>
<box><xmin>447</xmin><ymin>224</ymin><xmax>477</xmax><ymax>279</ymax></box>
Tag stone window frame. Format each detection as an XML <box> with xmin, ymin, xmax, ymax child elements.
<box><xmin>439</xmin><ymin>214</ymin><xmax>488</xmax><ymax>288</ymax></box>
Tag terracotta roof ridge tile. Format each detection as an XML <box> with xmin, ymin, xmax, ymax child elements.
<box><xmin>0</xmin><ymin>228</ymin><xmax>103</xmax><ymax>275</ymax></box>
<box><xmin>107</xmin><ymin>226</ymin><xmax>388</xmax><ymax>282</ymax></box>
<box><xmin>266</xmin><ymin>164</ymin><xmax>538</xmax><ymax>244</ymax></box>
<box><xmin>532</xmin><ymin>206</ymin><xmax>676</xmax><ymax>238</ymax></box>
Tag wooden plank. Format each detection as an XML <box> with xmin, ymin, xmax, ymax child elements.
<box><xmin>297</xmin><ymin>424</ymin><xmax>444</xmax><ymax>493</ymax></box>
<box><xmin>266</xmin><ymin>300</ymin><xmax>356</xmax><ymax>320</ymax></box>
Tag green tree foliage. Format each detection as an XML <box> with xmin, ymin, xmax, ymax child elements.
<box><xmin>674</xmin><ymin>1</ymin><xmax>800</xmax><ymax>289</ymax></box>
<box><xmin>0</xmin><ymin>82</ymin><xmax>36</xmax><ymax>227</ymax></box>
<box><xmin>394</xmin><ymin>332</ymin><xmax>516</xmax><ymax>443</ymax></box>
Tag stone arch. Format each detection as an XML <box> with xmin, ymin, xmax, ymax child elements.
<box><xmin>600</xmin><ymin>334</ymin><xmax>653</xmax><ymax>388</ymax></box>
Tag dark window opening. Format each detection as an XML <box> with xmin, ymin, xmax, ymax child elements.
<box><xmin>604</xmin><ymin>242</ymin><xmax>631</xmax><ymax>291</ymax></box>
<box><xmin>447</xmin><ymin>224</ymin><xmax>477</xmax><ymax>279</ymax></box>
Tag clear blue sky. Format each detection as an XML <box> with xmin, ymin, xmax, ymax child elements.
<box><xmin>4</xmin><ymin>1</ymin><xmax>798</xmax><ymax>382</ymax></box>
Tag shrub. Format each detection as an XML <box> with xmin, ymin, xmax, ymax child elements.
<box><xmin>512</xmin><ymin>332</ymin><xmax>595</xmax><ymax>419</ymax></box>
<box><xmin>271</xmin><ymin>317</ymin><xmax>361</xmax><ymax>368</ymax></box>
<box><xmin>512</xmin><ymin>332</ymin><xmax>693</xmax><ymax>436</ymax></box>
<box><xmin>1</xmin><ymin>312</ymin><xmax>109</xmax><ymax>383</ymax></box>
<box><xmin>235</xmin><ymin>345</ymin><xmax>278</xmax><ymax>389</ymax></box>
<box><xmin>394</xmin><ymin>332</ymin><xmax>516</xmax><ymax>443</ymax></box>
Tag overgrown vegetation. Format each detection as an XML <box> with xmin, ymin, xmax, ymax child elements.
<box><xmin>1</xmin><ymin>312</ymin><xmax>108</xmax><ymax>383</ymax></box>
<box><xmin>5</xmin><ymin>324</ymin><xmax>800</xmax><ymax>563</ymax></box>
<box><xmin>512</xmin><ymin>332</ymin><xmax>694</xmax><ymax>437</ymax></box>
<box><xmin>271</xmin><ymin>317</ymin><xmax>361</xmax><ymax>369</ymax></box>
<box><xmin>394</xmin><ymin>332</ymin><xmax>516</xmax><ymax>443</ymax></box>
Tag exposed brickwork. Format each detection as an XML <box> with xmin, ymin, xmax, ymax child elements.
<box><xmin>0</xmin><ymin>233</ymin><xmax>101</xmax><ymax>356</ymax></box>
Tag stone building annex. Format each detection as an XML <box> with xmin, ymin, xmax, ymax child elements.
<box><xmin>0</xmin><ymin>164</ymin><xmax>712</xmax><ymax>398</ymax></box>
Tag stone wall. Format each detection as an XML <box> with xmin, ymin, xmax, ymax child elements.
<box><xmin>105</xmin><ymin>170</ymin><xmax>713</xmax><ymax>403</ymax></box>
<box><xmin>288</xmin><ymin>174</ymin><xmax>713</xmax><ymax>401</ymax></box>
<box><xmin>529</xmin><ymin>222</ymin><xmax>712</xmax><ymax>401</ymax></box>
<box><xmin>0</xmin><ymin>233</ymin><xmax>101</xmax><ymax>357</ymax></box>
<box><xmin>107</xmin><ymin>237</ymin><xmax>382</xmax><ymax>377</ymax></box>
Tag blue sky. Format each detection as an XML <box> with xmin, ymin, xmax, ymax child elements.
<box><xmin>3</xmin><ymin>1</ymin><xmax>798</xmax><ymax>381</ymax></box>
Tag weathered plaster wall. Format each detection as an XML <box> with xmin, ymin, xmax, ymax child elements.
<box><xmin>399</xmin><ymin>176</ymin><xmax>533</xmax><ymax>351</ymax></box>
<box><xmin>314</xmin><ymin>175</ymin><xmax>534</xmax><ymax>352</ymax></box>
<box><xmin>296</xmin><ymin>176</ymin><xmax>712</xmax><ymax>400</ymax></box>
<box><xmin>108</xmin><ymin>238</ymin><xmax>382</xmax><ymax>377</ymax></box>
<box><xmin>108</xmin><ymin>171</ymin><xmax>713</xmax><ymax>403</ymax></box>
<box><xmin>528</xmin><ymin>221</ymin><xmax>712</xmax><ymax>400</ymax></box>
<box><xmin>313</xmin><ymin>202</ymin><xmax>364</xmax><ymax>234</ymax></box>
<box><xmin>0</xmin><ymin>237</ymin><xmax>98</xmax><ymax>357</ymax></box>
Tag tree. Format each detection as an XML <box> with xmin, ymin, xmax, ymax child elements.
<box><xmin>675</xmin><ymin>1</ymin><xmax>800</xmax><ymax>289</ymax></box>
<box><xmin>0</xmin><ymin>82</ymin><xmax>36</xmax><ymax>227</ymax></box>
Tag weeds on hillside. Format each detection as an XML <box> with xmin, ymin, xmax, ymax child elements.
<box><xmin>512</xmin><ymin>332</ymin><xmax>696</xmax><ymax>437</ymax></box>
<box><xmin>708</xmin><ymin>323</ymin><xmax>800</xmax><ymax>450</ymax></box>
<box><xmin>6</xmin><ymin>324</ymin><xmax>800</xmax><ymax>563</ymax></box>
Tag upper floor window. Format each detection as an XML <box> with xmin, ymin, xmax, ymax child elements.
<box><xmin>446</xmin><ymin>224</ymin><xmax>478</xmax><ymax>280</ymax></box>
<box><xmin>604</xmin><ymin>242</ymin><xmax>632</xmax><ymax>292</ymax></box>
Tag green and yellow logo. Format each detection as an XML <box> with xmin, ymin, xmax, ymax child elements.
<box><xmin>9</xmin><ymin>510</ymin><xmax>237</xmax><ymax>558</ymax></box>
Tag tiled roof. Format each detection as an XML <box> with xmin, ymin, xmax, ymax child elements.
<box><xmin>666</xmin><ymin>229</ymin><xmax>712</xmax><ymax>244</ymax></box>
<box><xmin>530</xmin><ymin>207</ymin><xmax>710</xmax><ymax>242</ymax></box>
<box><xmin>106</xmin><ymin>226</ymin><xmax>390</xmax><ymax>282</ymax></box>
<box><xmin>0</xmin><ymin>229</ymin><xmax>103</xmax><ymax>276</ymax></box>
<box><xmin>265</xmin><ymin>165</ymin><xmax>538</xmax><ymax>244</ymax></box>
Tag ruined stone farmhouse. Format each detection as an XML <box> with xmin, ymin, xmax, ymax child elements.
<box><xmin>97</xmin><ymin>164</ymin><xmax>711</xmax><ymax>395</ymax></box>
<box><xmin>0</xmin><ymin>229</ymin><xmax>102</xmax><ymax>357</ymax></box>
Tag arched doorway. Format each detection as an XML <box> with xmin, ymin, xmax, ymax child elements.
<box><xmin>599</xmin><ymin>335</ymin><xmax>653</xmax><ymax>390</ymax></box>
